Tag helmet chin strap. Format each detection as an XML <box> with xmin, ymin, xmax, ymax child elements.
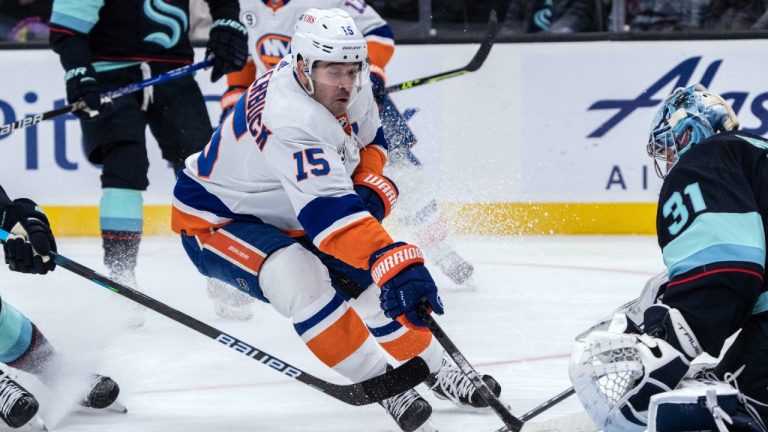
<box><xmin>295</xmin><ymin>60</ymin><xmax>315</xmax><ymax>95</ymax></box>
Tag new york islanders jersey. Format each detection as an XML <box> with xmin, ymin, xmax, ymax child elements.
<box><xmin>657</xmin><ymin>131</ymin><xmax>768</xmax><ymax>355</ymax></box>
<box><xmin>223</xmin><ymin>0</ymin><xmax>394</xmax><ymax>106</ymax></box>
<box><xmin>172</xmin><ymin>56</ymin><xmax>391</xmax><ymax>269</ymax></box>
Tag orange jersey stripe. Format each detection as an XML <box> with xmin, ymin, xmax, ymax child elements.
<box><xmin>318</xmin><ymin>216</ymin><xmax>393</xmax><ymax>269</ymax></box>
<box><xmin>379</xmin><ymin>329</ymin><xmax>433</xmax><ymax>361</ymax></box>
<box><xmin>306</xmin><ymin>308</ymin><xmax>370</xmax><ymax>368</ymax></box>
<box><xmin>353</xmin><ymin>145</ymin><xmax>387</xmax><ymax>177</ymax></box>
<box><xmin>367</xmin><ymin>41</ymin><xmax>395</xmax><ymax>70</ymax></box>
<box><xmin>226</xmin><ymin>58</ymin><xmax>257</xmax><ymax>89</ymax></box>
<box><xmin>282</xmin><ymin>229</ymin><xmax>307</xmax><ymax>238</ymax></box>
<box><xmin>171</xmin><ymin>206</ymin><xmax>228</xmax><ymax>235</ymax></box>
<box><xmin>197</xmin><ymin>230</ymin><xmax>266</xmax><ymax>274</ymax></box>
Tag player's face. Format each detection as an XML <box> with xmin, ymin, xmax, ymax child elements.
<box><xmin>310</xmin><ymin>61</ymin><xmax>361</xmax><ymax>116</ymax></box>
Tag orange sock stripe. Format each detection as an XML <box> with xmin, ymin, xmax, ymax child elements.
<box><xmin>197</xmin><ymin>230</ymin><xmax>266</xmax><ymax>274</ymax></box>
<box><xmin>379</xmin><ymin>329</ymin><xmax>433</xmax><ymax>361</ymax></box>
<box><xmin>306</xmin><ymin>308</ymin><xmax>370</xmax><ymax>368</ymax></box>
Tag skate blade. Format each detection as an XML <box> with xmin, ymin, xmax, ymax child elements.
<box><xmin>16</xmin><ymin>415</ymin><xmax>48</xmax><ymax>431</ymax></box>
<box><xmin>106</xmin><ymin>400</ymin><xmax>128</xmax><ymax>414</ymax></box>
<box><xmin>79</xmin><ymin>399</ymin><xmax>128</xmax><ymax>414</ymax></box>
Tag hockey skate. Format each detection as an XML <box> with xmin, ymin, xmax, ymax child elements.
<box><xmin>379</xmin><ymin>387</ymin><xmax>436</xmax><ymax>432</ymax></box>
<box><xmin>434</xmin><ymin>249</ymin><xmax>474</xmax><ymax>286</ymax></box>
<box><xmin>0</xmin><ymin>372</ymin><xmax>42</xmax><ymax>429</ymax></box>
<box><xmin>206</xmin><ymin>278</ymin><xmax>254</xmax><ymax>321</ymax></box>
<box><xmin>425</xmin><ymin>354</ymin><xmax>501</xmax><ymax>409</ymax></box>
<box><xmin>80</xmin><ymin>374</ymin><xmax>125</xmax><ymax>413</ymax></box>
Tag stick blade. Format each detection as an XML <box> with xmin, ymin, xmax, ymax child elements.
<box><xmin>356</xmin><ymin>357</ymin><xmax>430</xmax><ymax>405</ymax></box>
<box><xmin>465</xmin><ymin>9</ymin><xmax>500</xmax><ymax>72</ymax></box>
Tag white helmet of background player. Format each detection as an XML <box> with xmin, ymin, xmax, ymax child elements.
<box><xmin>647</xmin><ymin>84</ymin><xmax>739</xmax><ymax>178</ymax></box>
<box><xmin>291</xmin><ymin>8</ymin><xmax>370</xmax><ymax>95</ymax></box>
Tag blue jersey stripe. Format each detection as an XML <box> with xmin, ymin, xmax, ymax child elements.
<box><xmin>50</xmin><ymin>0</ymin><xmax>105</xmax><ymax>34</ymax></box>
<box><xmin>232</xmin><ymin>94</ymin><xmax>248</xmax><ymax>139</ymax></box>
<box><xmin>667</xmin><ymin>244</ymin><xmax>765</xmax><ymax>277</ymax></box>
<box><xmin>174</xmin><ymin>171</ymin><xmax>262</xmax><ymax>223</ymax></box>
<box><xmin>753</xmin><ymin>292</ymin><xmax>768</xmax><ymax>314</ymax></box>
<box><xmin>293</xmin><ymin>294</ymin><xmax>344</xmax><ymax>336</ymax></box>
<box><xmin>364</xmin><ymin>24</ymin><xmax>395</xmax><ymax>41</ymax></box>
<box><xmin>298</xmin><ymin>194</ymin><xmax>368</xmax><ymax>242</ymax></box>
<box><xmin>663</xmin><ymin>212</ymin><xmax>766</xmax><ymax>277</ymax></box>
<box><xmin>368</xmin><ymin>320</ymin><xmax>402</xmax><ymax>337</ymax></box>
<box><xmin>737</xmin><ymin>134</ymin><xmax>768</xmax><ymax>150</ymax></box>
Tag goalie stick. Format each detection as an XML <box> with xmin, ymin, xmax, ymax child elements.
<box><xmin>376</xmin><ymin>9</ymin><xmax>499</xmax><ymax>97</ymax></box>
<box><xmin>0</xmin><ymin>229</ymin><xmax>430</xmax><ymax>406</ymax></box>
<box><xmin>0</xmin><ymin>59</ymin><xmax>213</xmax><ymax>137</ymax></box>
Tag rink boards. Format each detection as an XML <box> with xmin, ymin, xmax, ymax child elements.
<box><xmin>1</xmin><ymin>40</ymin><xmax>765</xmax><ymax>235</ymax></box>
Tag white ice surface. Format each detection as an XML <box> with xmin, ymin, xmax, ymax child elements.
<box><xmin>0</xmin><ymin>235</ymin><xmax>664</xmax><ymax>431</ymax></box>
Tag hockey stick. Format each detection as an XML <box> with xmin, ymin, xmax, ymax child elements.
<box><xmin>0</xmin><ymin>59</ymin><xmax>213</xmax><ymax>137</ymax></box>
<box><xmin>376</xmin><ymin>9</ymin><xmax>499</xmax><ymax>97</ymax></box>
<box><xmin>0</xmin><ymin>229</ymin><xmax>430</xmax><ymax>406</ymax></box>
<box><xmin>418</xmin><ymin>305</ymin><xmax>525</xmax><ymax>431</ymax></box>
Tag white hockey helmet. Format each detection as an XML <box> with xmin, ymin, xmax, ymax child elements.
<box><xmin>291</xmin><ymin>8</ymin><xmax>369</xmax><ymax>93</ymax></box>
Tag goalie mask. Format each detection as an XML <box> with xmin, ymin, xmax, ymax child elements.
<box><xmin>647</xmin><ymin>84</ymin><xmax>738</xmax><ymax>178</ymax></box>
<box><xmin>291</xmin><ymin>8</ymin><xmax>370</xmax><ymax>96</ymax></box>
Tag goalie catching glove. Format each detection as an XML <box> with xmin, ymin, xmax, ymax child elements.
<box><xmin>1</xmin><ymin>198</ymin><xmax>56</xmax><ymax>274</ymax></box>
<box><xmin>370</xmin><ymin>242</ymin><xmax>443</xmax><ymax>330</ymax></box>
<box><xmin>569</xmin><ymin>304</ymin><xmax>703</xmax><ymax>432</ymax></box>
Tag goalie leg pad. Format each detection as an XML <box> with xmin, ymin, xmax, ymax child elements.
<box><xmin>648</xmin><ymin>377</ymin><xmax>762</xmax><ymax>432</ymax></box>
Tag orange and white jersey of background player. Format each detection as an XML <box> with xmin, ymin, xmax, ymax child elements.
<box><xmin>172</xmin><ymin>55</ymin><xmax>394</xmax><ymax>269</ymax></box>
<box><xmin>221</xmin><ymin>0</ymin><xmax>395</xmax><ymax>109</ymax></box>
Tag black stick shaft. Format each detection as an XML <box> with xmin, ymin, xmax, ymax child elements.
<box><xmin>520</xmin><ymin>387</ymin><xmax>576</xmax><ymax>422</ymax></box>
<box><xmin>378</xmin><ymin>9</ymin><xmax>499</xmax><ymax>97</ymax></box>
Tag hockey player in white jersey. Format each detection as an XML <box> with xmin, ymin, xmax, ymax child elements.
<box><xmin>207</xmin><ymin>0</ymin><xmax>475</xmax><ymax>322</ymax></box>
<box><xmin>172</xmin><ymin>9</ymin><xmax>500</xmax><ymax>431</ymax></box>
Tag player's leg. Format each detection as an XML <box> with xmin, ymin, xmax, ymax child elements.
<box><xmin>300</xmin><ymin>245</ymin><xmax>433</xmax><ymax>431</ymax></box>
<box><xmin>80</xmin><ymin>67</ymin><xmax>149</xmax><ymax>328</ymax></box>
<box><xmin>181</xmin><ymin>223</ymin><xmax>388</xmax><ymax>379</ymax></box>
<box><xmin>322</xmin><ymin>251</ymin><xmax>501</xmax><ymax>411</ymax></box>
<box><xmin>181</xmin><ymin>225</ymin><xmax>430</xmax><ymax>431</ymax></box>
<box><xmin>379</xmin><ymin>96</ymin><xmax>474</xmax><ymax>286</ymax></box>
<box><xmin>0</xmin><ymin>297</ymin><xmax>120</xmax><ymax>427</ymax></box>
